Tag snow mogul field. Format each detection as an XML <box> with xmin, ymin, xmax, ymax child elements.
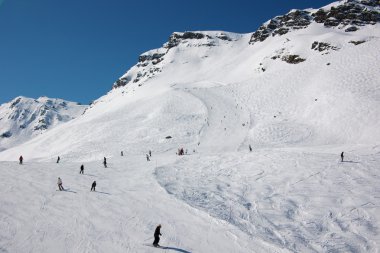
<box><xmin>156</xmin><ymin>148</ymin><xmax>380</xmax><ymax>252</ymax></box>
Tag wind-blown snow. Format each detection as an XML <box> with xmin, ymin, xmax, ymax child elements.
<box><xmin>0</xmin><ymin>1</ymin><xmax>380</xmax><ymax>252</ymax></box>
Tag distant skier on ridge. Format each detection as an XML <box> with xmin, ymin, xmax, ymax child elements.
<box><xmin>19</xmin><ymin>155</ymin><xmax>23</xmax><ymax>165</ymax></box>
<box><xmin>80</xmin><ymin>164</ymin><xmax>84</xmax><ymax>174</ymax></box>
<box><xmin>341</xmin><ymin>152</ymin><xmax>344</xmax><ymax>162</ymax></box>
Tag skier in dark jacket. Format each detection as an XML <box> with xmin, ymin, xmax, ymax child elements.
<box><xmin>103</xmin><ymin>157</ymin><xmax>107</xmax><ymax>168</ymax></box>
<box><xmin>341</xmin><ymin>152</ymin><xmax>344</xmax><ymax>162</ymax></box>
<box><xmin>57</xmin><ymin>156</ymin><xmax>60</xmax><ymax>163</ymax></box>
<box><xmin>121</xmin><ymin>151</ymin><xmax>124</xmax><ymax>156</ymax></box>
<box><xmin>80</xmin><ymin>164</ymin><xmax>84</xmax><ymax>174</ymax></box>
<box><xmin>249</xmin><ymin>144</ymin><xmax>252</xmax><ymax>152</ymax></box>
<box><xmin>91</xmin><ymin>181</ymin><xmax>96</xmax><ymax>191</ymax></box>
<box><xmin>146</xmin><ymin>154</ymin><xmax>150</xmax><ymax>161</ymax></box>
<box><xmin>19</xmin><ymin>155</ymin><xmax>23</xmax><ymax>165</ymax></box>
<box><xmin>153</xmin><ymin>224</ymin><xmax>162</xmax><ymax>247</ymax></box>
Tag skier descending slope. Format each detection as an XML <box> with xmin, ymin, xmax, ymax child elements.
<box><xmin>146</xmin><ymin>154</ymin><xmax>150</xmax><ymax>161</ymax></box>
<box><xmin>19</xmin><ymin>155</ymin><xmax>23</xmax><ymax>165</ymax></box>
<box><xmin>103</xmin><ymin>157</ymin><xmax>107</xmax><ymax>168</ymax></box>
<box><xmin>57</xmin><ymin>177</ymin><xmax>64</xmax><ymax>191</ymax></box>
<box><xmin>341</xmin><ymin>152</ymin><xmax>344</xmax><ymax>162</ymax></box>
<box><xmin>91</xmin><ymin>181</ymin><xmax>96</xmax><ymax>191</ymax></box>
<box><xmin>56</xmin><ymin>156</ymin><xmax>60</xmax><ymax>163</ymax></box>
<box><xmin>153</xmin><ymin>224</ymin><xmax>162</xmax><ymax>247</ymax></box>
<box><xmin>79</xmin><ymin>164</ymin><xmax>84</xmax><ymax>174</ymax></box>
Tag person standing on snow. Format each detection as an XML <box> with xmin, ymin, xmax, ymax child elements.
<box><xmin>149</xmin><ymin>150</ymin><xmax>152</xmax><ymax>157</ymax></box>
<box><xmin>103</xmin><ymin>157</ymin><xmax>107</xmax><ymax>168</ymax></box>
<box><xmin>56</xmin><ymin>156</ymin><xmax>60</xmax><ymax>163</ymax></box>
<box><xmin>57</xmin><ymin>177</ymin><xmax>64</xmax><ymax>191</ymax></box>
<box><xmin>341</xmin><ymin>152</ymin><xmax>344</xmax><ymax>162</ymax></box>
<box><xmin>146</xmin><ymin>154</ymin><xmax>150</xmax><ymax>161</ymax></box>
<box><xmin>249</xmin><ymin>144</ymin><xmax>252</xmax><ymax>152</ymax></box>
<box><xmin>153</xmin><ymin>224</ymin><xmax>162</xmax><ymax>247</ymax></box>
<box><xmin>91</xmin><ymin>181</ymin><xmax>96</xmax><ymax>191</ymax></box>
<box><xmin>80</xmin><ymin>164</ymin><xmax>84</xmax><ymax>174</ymax></box>
<box><xmin>121</xmin><ymin>151</ymin><xmax>124</xmax><ymax>156</ymax></box>
<box><xmin>19</xmin><ymin>155</ymin><xmax>23</xmax><ymax>165</ymax></box>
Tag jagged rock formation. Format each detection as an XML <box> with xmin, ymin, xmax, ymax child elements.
<box><xmin>311</xmin><ymin>41</ymin><xmax>340</xmax><ymax>53</ymax></box>
<box><xmin>250</xmin><ymin>0</ymin><xmax>380</xmax><ymax>44</ymax></box>
<box><xmin>112</xmin><ymin>32</ymin><xmax>237</xmax><ymax>89</ymax></box>
<box><xmin>111</xmin><ymin>0</ymin><xmax>379</xmax><ymax>92</ymax></box>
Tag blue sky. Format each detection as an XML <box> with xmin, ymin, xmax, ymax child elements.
<box><xmin>0</xmin><ymin>0</ymin><xmax>333</xmax><ymax>105</ymax></box>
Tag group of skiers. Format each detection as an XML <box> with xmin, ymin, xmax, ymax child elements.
<box><xmin>57</xmin><ymin>177</ymin><xmax>96</xmax><ymax>192</ymax></box>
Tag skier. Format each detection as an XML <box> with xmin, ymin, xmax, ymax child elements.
<box><xmin>249</xmin><ymin>144</ymin><xmax>252</xmax><ymax>152</ymax></box>
<box><xmin>103</xmin><ymin>157</ymin><xmax>107</xmax><ymax>168</ymax></box>
<box><xmin>153</xmin><ymin>224</ymin><xmax>162</xmax><ymax>247</ymax></box>
<box><xmin>57</xmin><ymin>177</ymin><xmax>64</xmax><ymax>191</ymax></box>
<box><xmin>121</xmin><ymin>151</ymin><xmax>124</xmax><ymax>156</ymax></box>
<box><xmin>19</xmin><ymin>155</ymin><xmax>23</xmax><ymax>165</ymax></box>
<box><xmin>80</xmin><ymin>164</ymin><xmax>84</xmax><ymax>174</ymax></box>
<box><xmin>56</xmin><ymin>156</ymin><xmax>60</xmax><ymax>163</ymax></box>
<box><xmin>146</xmin><ymin>154</ymin><xmax>150</xmax><ymax>161</ymax></box>
<box><xmin>149</xmin><ymin>150</ymin><xmax>152</xmax><ymax>157</ymax></box>
<box><xmin>341</xmin><ymin>152</ymin><xmax>344</xmax><ymax>162</ymax></box>
<box><xmin>91</xmin><ymin>181</ymin><xmax>96</xmax><ymax>191</ymax></box>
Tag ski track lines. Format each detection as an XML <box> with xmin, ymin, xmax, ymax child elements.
<box><xmin>156</xmin><ymin>150</ymin><xmax>380</xmax><ymax>252</ymax></box>
<box><xmin>187</xmin><ymin>83</ymin><xmax>250</xmax><ymax>153</ymax></box>
<box><xmin>0</xmin><ymin>155</ymin><xmax>278</xmax><ymax>253</ymax></box>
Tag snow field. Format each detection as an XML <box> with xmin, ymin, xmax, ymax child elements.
<box><xmin>156</xmin><ymin>149</ymin><xmax>380</xmax><ymax>252</ymax></box>
<box><xmin>0</xmin><ymin>155</ymin><xmax>282</xmax><ymax>253</ymax></box>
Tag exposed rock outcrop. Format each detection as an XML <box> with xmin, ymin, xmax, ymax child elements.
<box><xmin>250</xmin><ymin>0</ymin><xmax>380</xmax><ymax>44</ymax></box>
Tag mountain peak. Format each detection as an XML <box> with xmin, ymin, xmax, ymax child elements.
<box><xmin>0</xmin><ymin>96</ymin><xmax>86</xmax><ymax>151</ymax></box>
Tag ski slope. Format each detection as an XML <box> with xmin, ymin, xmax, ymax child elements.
<box><xmin>0</xmin><ymin>147</ymin><xmax>379</xmax><ymax>252</ymax></box>
<box><xmin>1</xmin><ymin>1</ymin><xmax>380</xmax><ymax>252</ymax></box>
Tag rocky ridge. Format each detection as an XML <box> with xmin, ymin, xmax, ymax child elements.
<box><xmin>112</xmin><ymin>31</ymin><xmax>238</xmax><ymax>89</ymax></box>
<box><xmin>250</xmin><ymin>0</ymin><xmax>380</xmax><ymax>44</ymax></box>
<box><xmin>112</xmin><ymin>0</ymin><xmax>379</xmax><ymax>90</ymax></box>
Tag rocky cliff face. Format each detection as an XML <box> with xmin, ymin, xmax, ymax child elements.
<box><xmin>112</xmin><ymin>0</ymin><xmax>379</xmax><ymax>91</ymax></box>
<box><xmin>250</xmin><ymin>0</ymin><xmax>379</xmax><ymax>44</ymax></box>
<box><xmin>112</xmin><ymin>31</ymin><xmax>238</xmax><ymax>89</ymax></box>
<box><xmin>0</xmin><ymin>96</ymin><xmax>86</xmax><ymax>151</ymax></box>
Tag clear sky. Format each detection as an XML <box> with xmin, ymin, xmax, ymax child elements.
<box><xmin>0</xmin><ymin>0</ymin><xmax>333</xmax><ymax>105</ymax></box>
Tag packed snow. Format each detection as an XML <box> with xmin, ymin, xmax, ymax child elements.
<box><xmin>1</xmin><ymin>0</ymin><xmax>380</xmax><ymax>252</ymax></box>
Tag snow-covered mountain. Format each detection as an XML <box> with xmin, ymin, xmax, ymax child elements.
<box><xmin>0</xmin><ymin>0</ymin><xmax>379</xmax><ymax>252</ymax></box>
<box><xmin>0</xmin><ymin>96</ymin><xmax>86</xmax><ymax>151</ymax></box>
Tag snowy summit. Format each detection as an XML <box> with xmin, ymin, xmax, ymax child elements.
<box><xmin>0</xmin><ymin>0</ymin><xmax>380</xmax><ymax>252</ymax></box>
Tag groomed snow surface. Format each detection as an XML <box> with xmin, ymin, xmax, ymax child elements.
<box><xmin>1</xmin><ymin>148</ymin><xmax>379</xmax><ymax>252</ymax></box>
<box><xmin>1</xmin><ymin>9</ymin><xmax>380</xmax><ymax>253</ymax></box>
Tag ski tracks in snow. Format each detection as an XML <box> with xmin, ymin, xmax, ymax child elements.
<box><xmin>155</xmin><ymin>149</ymin><xmax>380</xmax><ymax>252</ymax></box>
